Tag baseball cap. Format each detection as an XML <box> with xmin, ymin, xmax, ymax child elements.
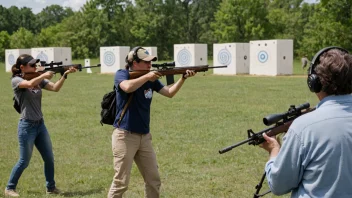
<box><xmin>127</xmin><ymin>48</ymin><xmax>157</xmax><ymax>62</ymax></box>
<box><xmin>17</xmin><ymin>55</ymin><xmax>40</xmax><ymax>68</ymax></box>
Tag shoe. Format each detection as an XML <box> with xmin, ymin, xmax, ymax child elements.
<box><xmin>46</xmin><ymin>187</ymin><xmax>62</xmax><ymax>195</ymax></box>
<box><xmin>4</xmin><ymin>189</ymin><xmax>20</xmax><ymax>197</ymax></box>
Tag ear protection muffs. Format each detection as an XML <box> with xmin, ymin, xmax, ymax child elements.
<box><xmin>307</xmin><ymin>46</ymin><xmax>349</xmax><ymax>93</ymax></box>
<box><xmin>125</xmin><ymin>46</ymin><xmax>143</xmax><ymax>65</ymax></box>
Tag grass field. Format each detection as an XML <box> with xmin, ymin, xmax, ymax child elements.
<box><xmin>0</xmin><ymin>59</ymin><xmax>317</xmax><ymax>198</ymax></box>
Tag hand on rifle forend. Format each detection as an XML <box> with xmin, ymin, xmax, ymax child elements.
<box><xmin>183</xmin><ymin>70</ymin><xmax>196</xmax><ymax>79</ymax></box>
<box><xmin>260</xmin><ymin>133</ymin><xmax>281</xmax><ymax>158</ymax></box>
<box><xmin>64</xmin><ymin>67</ymin><xmax>78</xmax><ymax>75</ymax></box>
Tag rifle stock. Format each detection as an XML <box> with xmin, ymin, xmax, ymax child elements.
<box><xmin>129</xmin><ymin>65</ymin><xmax>227</xmax><ymax>79</ymax></box>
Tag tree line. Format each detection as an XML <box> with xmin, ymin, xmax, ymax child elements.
<box><xmin>0</xmin><ymin>0</ymin><xmax>351</xmax><ymax>61</ymax></box>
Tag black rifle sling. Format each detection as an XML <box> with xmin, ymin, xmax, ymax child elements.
<box><xmin>117</xmin><ymin>94</ymin><xmax>133</xmax><ymax>126</ymax></box>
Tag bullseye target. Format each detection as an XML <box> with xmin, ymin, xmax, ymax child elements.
<box><xmin>217</xmin><ymin>48</ymin><xmax>232</xmax><ymax>65</ymax></box>
<box><xmin>258</xmin><ymin>51</ymin><xmax>268</xmax><ymax>63</ymax></box>
<box><xmin>177</xmin><ymin>48</ymin><xmax>192</xmax><ymax>66</ymax></box>
<box><xmin>8</xmin><ymin>54</ymin><xmax>15</xmax><ymax>65</ymax></box>
<box><xmin>104</xmin><ymin>51</ymin><xmax>115</xmax><ymax>66</ymax></box>
<box><xmin>36</xmin><ymin>52</ymin><xmax>48</xmax><ymax>62</ymax></box>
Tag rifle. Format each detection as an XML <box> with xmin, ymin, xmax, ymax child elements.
<box><xmin>218</xmin><ymin>103</ymin><xmax>315</xmax><ymax>198</ymax></box>
<box><xmin>130</xmin><ymin>63</ymin><xmax>227</xmax><ymax>85</ymax></box>
<box><xmin>22</xmin><ymin>61</ymin><xmax>101</xmax><ymax>80</ymax></box>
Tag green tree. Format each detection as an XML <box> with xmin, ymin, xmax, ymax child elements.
<box><xmin>36</xmin><ymin>5</ymin><xmax>74</xmax><ymax>31</ymax></box>
<box><xmin>299</xmin><ymin>0</ymin><xmax>352</xmax><ymax>56</ymax></box>
<box><xmin>211</xmin><ymin>0</ymin><xmax>271</xmax><ymax>43</ymax></box>
<box><xmin>10</xmin><ymin>27</ymin><xmax>35</xmax><ymax>49</ymax></box>
<box><xmin>0</xmin><ymin>31</ymin><xmax>11</xmax><ymax>61</ymax></box>
<box><xmin>267</xmin><ymin>0</ymin><xmax>312</xmax><ymax>56</ymax></box>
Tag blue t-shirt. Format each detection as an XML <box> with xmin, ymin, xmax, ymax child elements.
<box><xmin>113</xmin><ymin>69</ymin><xmax>164</xmax><ymax>134</ymax></box>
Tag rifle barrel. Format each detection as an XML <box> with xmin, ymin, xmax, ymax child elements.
<box><xmin>219</xmin><ymin>139</ymin><xmax>251</xmax><ymax>154</ymax></box>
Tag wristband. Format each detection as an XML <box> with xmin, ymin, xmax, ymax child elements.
<box><xmin>63</xmin><ymin>74</ymin><xmax>67</xmax><ymax>79</ymax></box>
<box><xmin>182</xmin><ymin>74</ymin><xmax>187</xmax><ymax>79</ymax></box>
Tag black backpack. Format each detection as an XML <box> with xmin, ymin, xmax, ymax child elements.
<box><xmin>100</xmin><ymin>88</ymin><xmax>117</xmax><ymax>126</ymax></box>
<box><xmin>100</xmin><ymin>87</ymin><xmax>133</xmax><ymax>126</ymax></box>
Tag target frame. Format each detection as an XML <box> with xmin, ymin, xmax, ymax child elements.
<box><xmin>217</xmin><ymin>48</ymin><xmax>232</xmax><ymax>65</ymax></box>
<box><xmin>177</xmin><ymin>48</ymin><xmax>192</xmax><ymax>66</ymax></box>
<box><xmin>36</xmin><ymin>52</ymin><xmax>49</xmax><ymax>63</ymax></box>
<box><xmin>103</xmin><ymin>51</ymin><xmax>116</xmax><ymax>67</ymax></box>
<box><xmin>258</xmin><ymin>51</ymin><xmax>269</xmax><ymax>63</ymax></box>
<box><xmin>8</xmin><ymin>54</ymin><xmax>15</xmax><ymax>65</ymax></box>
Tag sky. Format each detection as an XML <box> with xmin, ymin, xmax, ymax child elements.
<box><xmin>0</xmin><ymin>0</ymin><xmax>87</xmax><ymax>13</ymax></box>
<box><xmin>0</xmin><ymin>0</ymin><xmax>318</xmax><ymax>14</ymax></box>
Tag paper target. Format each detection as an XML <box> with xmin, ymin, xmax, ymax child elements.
<box><xmin>217</xmin><ymin>48</ymin><xmax>232</xmax><ymax>65</ymax></box>
<box><xmin>258</xmin><ymin>51</ymin><xmax>268</xmax><ymax>63</ymax></box>
<box><xmin>36</xmin><ymin>52</ymin><xmax>48</xmax><ymax>62</ymax></box>
<box><xmin>8</xmin><ymin>54</ymin><xmax>15</xmax><ymax>65</ymax></box>
<box><xmin>104</xmin><ymin>51</ymin><xmax>115</xmax><ymax>66</ymax></box>
<box><xmin>177</xmin><ymin>48</ymin><xmax>192</xmax><ymax>66</ymax></box>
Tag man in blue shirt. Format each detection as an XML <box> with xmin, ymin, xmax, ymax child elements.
<box><xmin>261</xmin><ymin>47</ymin><xmax>352</xmax><ymax>198</ymax></box>
<box><xmin>108</xmin><ymin>47</ymin><xmax>196</xmax><ymax>198</ymax></box>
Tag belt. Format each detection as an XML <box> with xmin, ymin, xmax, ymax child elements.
<box><xmin>21</xmin><ymin>118</ymin><xmax>44</xmax><ymax>124</ymax></box>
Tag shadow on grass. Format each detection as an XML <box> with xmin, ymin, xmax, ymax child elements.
<box><xmin>60</xmin><ymin>188</ymin><xmax>104</xmax><ymax>197</ymax></box>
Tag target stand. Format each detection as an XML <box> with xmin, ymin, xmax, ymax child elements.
<box><xmin>100</xmin><ymin>46</ymin><xmax>130</xmax><ymax>73</ymax></box>
<box><xmin>174</xmin><ymin>44</ymin><xmax>207</xmax><ymax>67</ymax></box>
<box><xmin>85</xmin><ymin>59</ymin><xmax>93</xmax><ymax>73</ymax></box>
<box><xmin>250</xmin><ymin>39</ymin><xmax>293</xmax><ymax>76</ymax></box>
<box><xmin>213</xmin><ymin>43</ymin><xmax>249</xmax><ymax>75</ymax></box>
<box><xmin>5</xmin><ymin>49</ymin><xmax>31</xmax><ymax>72</ymax></box>
<box><xmin>31</xmin><ymin>47</ymin><xmax>72</xmax><ymax>65</ymax></box>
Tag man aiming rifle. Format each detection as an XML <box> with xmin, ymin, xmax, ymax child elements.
<box><xmin>260</xmin><ymin>47</ymin><xmax>352</xmax><ymax>198</ymax></box>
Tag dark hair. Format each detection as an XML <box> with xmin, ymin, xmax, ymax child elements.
<box><xmin>315</xmin><ymin>49</ymin><xmax>352</xmax><ymax>95</ymax></box>
<box><xmin>11</xmin><ymin>54</ymin><xmax>33</xmax><ymax>77</ymax></box>
<box><xmin>125</xmin><ymin>63</ymin><xmax>131</xmax><ymax>70</ymax></box>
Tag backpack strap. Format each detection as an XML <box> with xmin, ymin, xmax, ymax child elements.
<box><xmin>117</xmin><ymin>93</ymin><xmax>133</xmax><ymax>126</ymax></box>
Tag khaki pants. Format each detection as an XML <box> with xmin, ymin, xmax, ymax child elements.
<box><xmin>108</xmin><ymin>128</ymin><xmax>161</xmax><ymax>198</ymax></box>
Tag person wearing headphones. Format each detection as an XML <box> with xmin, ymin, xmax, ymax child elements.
<box><xmin>5</xmin><ymin>54</ymin><xmax>76</xmax><ymax>197</ymax></box>
<box><xmin>107</xmin><ymin>47</ymin><xmax>196</xmax><ymax>198</ymax></box>
<box><xmin>260</xmin><ymin>47</ymin><xmax>352</xmax><ymax>197</ymax></box>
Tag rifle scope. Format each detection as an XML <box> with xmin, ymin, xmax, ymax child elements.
<box><xmin>263</xmin><ymin>103</ymin><xmax>310</xmax><ymax>126</ymax></box>
<box><xmin>41</xmin><ymin>61</ymin><xmax>63</xmax><ymax>67</ymax></box>
<box><xmin>152</xmin><ymin>61</ymin><xmax>175</xmax><ymax>68</ymax></box>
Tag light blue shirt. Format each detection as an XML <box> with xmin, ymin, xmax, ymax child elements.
<box><xmin>265</xmin><ymin>95</ymin><xmax>352</xmax><ymax>198</ymax></box>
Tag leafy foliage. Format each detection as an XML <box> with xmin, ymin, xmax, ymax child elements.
<box><xmin>0</xmin><ymin>0</ymin><xmax>351</xmax><ymax>61</ymax></box>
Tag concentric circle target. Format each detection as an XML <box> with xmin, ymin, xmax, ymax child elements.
<box><xmin>217</xmin><ymin>48</ymin><xmax>232</xmax><ymax>65</ymax></box>
<box><xmin>8</xmin><ymin>54</ymin><xmax>15</xmax><ymax>65</ymax></box>
<box><xmin>36</xmin><ymin>52</ymin><xmax>48</xmax><ymax>62</ymax></box>
<box><xmin>177</xmin><ymin>49</ymin><xmax>192</xmax><ymax>66</ymax></box>
<box><xmin>104</xmin><ymin>51</ymin><xmax>115</xmax><ymax>66</ymax></box>
<box><xmin>258</xmin><ymin>51</ymin><xmax>268</xmax><ymax>63</ymax></box>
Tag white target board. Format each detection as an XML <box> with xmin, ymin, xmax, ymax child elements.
<box><xmin>31</xmin><ymin>47</ymin><xmax>72</xmax><ymax>65</ymax></box>
<box><xmin>142</xmin><ymin>47</ymin><xmax>157</xmax><ymax>58</ymax></box>
<box><xmin>5</xmin><ymin>49</ymin><xmax>31</xmax><ymax>72</ymax></box>
<box><xmin>174</xmin><ymin>44</ymin><xmax>207</xmax><ymax>67</ymax></box>
<box><xmin>250</xmin><ymin>39</ymin><xmax>293</xmax><ymax>76</ymax></box>
<box><xmin>213</xmin><ymin>43</ymin><xmax>249</xmax><ymax>75</ymax></box>
<box><xmin>100</xmin><ymin>46</ymin><xmax>130</xmax><ymax>73</ymax></box>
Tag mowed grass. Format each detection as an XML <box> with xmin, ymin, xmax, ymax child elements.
<box><xmin>0</xmin><ymin>59</ymin><xmax>316</xmax><ymax>198</ymax></box>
